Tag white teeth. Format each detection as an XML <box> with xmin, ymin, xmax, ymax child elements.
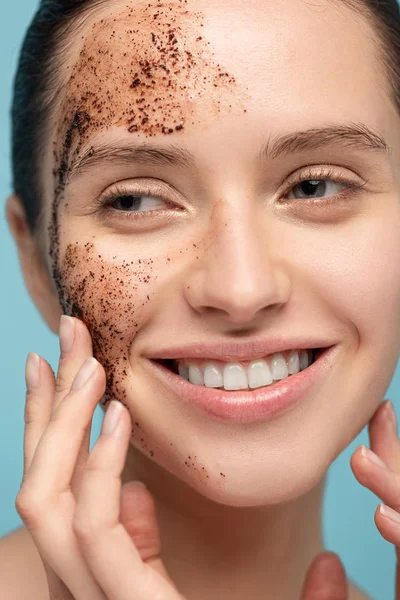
<box><xmin>248</xmin><ymin>360</ymin><xmax>273</xmax><ymax>388</ymax></box>
<box><xmin>188</xmin><ymin>365</ymin><xmax>204</xmax><ymax>386</ymax></box>
<box><xmin>288</xmin><ymin>350</ymin><xmax>300</xmax><ymax>375</ymax></box>
<box><xmin>181</xmin><ymin>349</ymin><xmax>314</xmax><ymax>390</ymax></box>
<box><xmin>222</xmin><ymin>363</ymin><xmax>248</xmax><ymax>390</ymax></box>
<box><xmin>204</xmin><ymin>363</ymin><xmax>223</xmax><ymax>388</ymax></box>
<box><xmin>270</xmin><ymin>353</ymin><xmax>288</xmax><ymax>380</ymax></box>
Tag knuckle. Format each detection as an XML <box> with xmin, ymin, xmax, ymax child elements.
<box><xmin>24</xmin><ymin>393</ymin><xmax>42</xmax><ymax>425</ymax></box>
<box><xmin>72</xmin><ymin>516</ymin><xmax>99</xmax><ymax>543</ymax></box>
<box><xmin>15</xmin><ymin>489</ymin><xmax>44</xmax><ymax>526</ymax></box>
<box><xmin>387</xmin><ymin>474</ymin><xmax>400</xmax><ymax>508</ymax></box>
<box><xmin>54</xmin><ymin>370</ymin><xmax>71</xmax><ymax>395</ymax></box>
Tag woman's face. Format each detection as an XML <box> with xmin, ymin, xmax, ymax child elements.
<box><xmin>38</xmin><ymin>0</ymin><xmax>400</xmax><ymax>506</ymax></box>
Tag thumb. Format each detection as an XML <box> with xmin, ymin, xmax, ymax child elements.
<box><xmin>119</xmin><ymin>481</ymin><xmax>179</xmax><ymax>591</ymax></box>
<box><xmin>300</xmin><ymin>551</ymin><xmax>349</xmax><ymax>600</ymax></box>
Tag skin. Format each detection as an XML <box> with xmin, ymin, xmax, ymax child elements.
<box><xmin>5</xmin><ymin>0</ymin><xmax>400</xmax><ymax>597</ymax></box>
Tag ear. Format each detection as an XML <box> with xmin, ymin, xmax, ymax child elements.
<box><xmin>5</xmin><ymin>194</ymin><xmax>62</xmax><ymax>334</ymax></box>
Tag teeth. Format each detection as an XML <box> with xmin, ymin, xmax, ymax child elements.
<box><xmin>204</xmin><ymin>364</ymin><xmax>223</xmax><ymax>388</ymax></box>
<box><xmin>178</xmin><ymin>363</ymin><xmax>189</xmax><ymax>380</ymax></box>
<box><xmin>299</xmin><ymin>350</ymin><xmax>309</xmax><ymax>371</ymax></box>
<box><xmin>288</xmin><ymin>350</ymin><xmax>300</xmax><ymax>375</ymax></box>
<box><xmin>222</xmin><ymin>363</ymin><xmax>248</xmax><ymax>390</ymax></box>
<box><xmin>179</xmin><ymin>350</ymin><xmax>314</xmax><ymax>391</ymax></box>
<box><xmin>270</xmin><ymin>353</ymin><xmax>288</xmax><ymax>380</ymax></box>
<box><xmin>188</xmin><ymin>365</ymin><xmax>204</xmax><ymax>386</ymax></box>
<box><xmin>248</xmin><ymin>360</ymin><xmax>273</xmax><ymax>388</ymax></box>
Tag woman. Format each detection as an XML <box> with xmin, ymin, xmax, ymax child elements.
<box><xmin>1</xmin><ymin>0</ymin><xmax>400</xmax><ymax>597</ymax></box>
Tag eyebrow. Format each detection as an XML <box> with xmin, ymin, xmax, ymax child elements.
<box><xmin>66</xmin><ymin>122</ymin><xmax>391</xmax><ymax>182</ymax></box>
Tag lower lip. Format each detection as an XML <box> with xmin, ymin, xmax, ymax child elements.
<box><xmin>146</xmin><ymin>345</ymin><xmax>339</xmax><ymax>424</ymax></box>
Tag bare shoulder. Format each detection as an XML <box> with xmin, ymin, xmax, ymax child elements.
<box><xmin>0</xmin><ymin>526</ymin><xmax>49</xmax><ymax>600</ymax></box>
<box><xmin>0</xmin><ymin>527</ymin><xmax>374</xmax><ymax>600</ymax></box>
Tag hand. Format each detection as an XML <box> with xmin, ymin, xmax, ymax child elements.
<box><xmin>349</xmin><ymin>397</ymin><xmax>400</xmax><ymax>598</ymax></box>
<box><xmin>298</xmin><ymin>399</ymin><xmax>400</xmax><ymax>600</ymax></box>
<box><xmin>16</xmin><ymin>315</ymin><xmax>184</xmax><ymax>600</ymax></box>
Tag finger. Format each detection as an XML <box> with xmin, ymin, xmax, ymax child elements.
<box><xmin>350</xmin><ymin>401</ymin><xmax>400</xmax><ymax>600</ymax></box>
<box><xmin>74</xmin><ymin>402</ymin><xmax>182</xmax><ymax>600</ymax></box>
<box><xmin>119</xmin><ymin>482</ymin><xmax>179</xmax><ymax>589</ymax></box>
<box><xmin>55</xmin><ymin>316</ymin><xmax>95</xmax><ymax>495</ymax></box>
<box><xmin>369</xmin><ymin>504</ymin><xmax>400</xmax><ymax>599</ymax></box>
<box><xmin>367</xmin><ymin>399</ymin><xmax>400</xmax><ymax>473</ymax></box>
<box><xmin>350</xmin><ymin>445</ymin><xmax>400</xmax><ymax>511</ymax></box>
<box><xmin>351</xmin><ymin>445</ymin><xmax>400</xmax><ymax>600</ymax></box>
<box><xmin>23</xmin><ymin>357</ymin><xmax>106</xmax><ymax>498</ymax></box>
<box><xmin>54</xmin><ymin>316</ymin><xmax>93</xmax><ymax>409</ymax></box>
<box><xmin>300</xmin><ymin>551</ymin><xmax>348</xmax><ymax>599</ymax></box>
<box><xmin>18</xmin><ymin>352</ymin><xmax>109</xmax><ymax>600</ymax></box>
<box><xmin>23</xmin><ymin>353</ymin><xmax>55</xmax><ymax>480</ymax></box>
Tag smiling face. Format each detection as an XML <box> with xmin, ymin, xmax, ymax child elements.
<box><xmin>35</xmin><ymin>0</ymin><xmax>400</xmax><ymax>506</ymax></box>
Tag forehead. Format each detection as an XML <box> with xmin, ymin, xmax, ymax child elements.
<box><xmin>50</xmin><ymin>0</ymin><xmax>391</xmax><ymax>173</ymax></box>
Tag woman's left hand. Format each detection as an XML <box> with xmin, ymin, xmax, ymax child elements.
<box><xmin>300</xmin><ymin>398</ymin><xmax>400</xmax><ymax>599</ymax></box>
<box><xmin>349</xmin><ymin>398</ymin><xmax>400</xmax><ymax>597</ymax></box>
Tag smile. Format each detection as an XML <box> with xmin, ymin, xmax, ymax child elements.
<box><xmin>156</xmin><ymin>348</ymin><xmax>319</xmax><ymax>391</ymax></box>
<box><xmin>146</xmin><ymin>346</ymin><xmax>338</xmax><ymax>424</ymax></box>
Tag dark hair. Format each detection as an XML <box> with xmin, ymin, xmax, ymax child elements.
<box><xmin>11</xmin><ymin>0</ymin><xmax>104</xmax><ymax>234</ymax></box>
<box><xmin>10</xmin><ymin>0</ymin><xmax>400</xmax><ymax>234</ymax></box>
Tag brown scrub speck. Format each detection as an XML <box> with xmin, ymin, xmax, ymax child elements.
<box><xmin>58</xmin><ymin>242</ymin><xmax>156</xmax><ymax>426</ymax></box>
<box><xmin>46</xmin><ymin>1</ymin><xmax>247</xmax><ymax>465</ymax></box>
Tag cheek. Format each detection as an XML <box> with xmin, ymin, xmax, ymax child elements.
<box><xmin>305</xmin><ymin>215</ymin><xmax>400</xmax><ymax>359</ymax></box>
<box><xmin>58</xmin><ymin>241</ymin><xmax>158</xmax><ymax>408</ymax></box>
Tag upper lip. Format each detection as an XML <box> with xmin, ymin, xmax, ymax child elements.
<box><xmin>146</xmin><ymin>337</ymin><xmax>335</xmax><ymax>362</ymax></box>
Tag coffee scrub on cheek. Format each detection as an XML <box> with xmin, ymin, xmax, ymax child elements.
<box><xmin>59</xmin><ymin>242</ymin><xmax>155</xmax><ymax>415</ymax></box>
<box><xmin>47</xmin><ymin>1</ymin><xmax>246</xmax><ymax>443</ymax></box>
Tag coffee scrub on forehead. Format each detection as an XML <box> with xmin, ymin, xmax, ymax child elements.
<box><xmin>47</xmin><ymin>0</ymin><xmax>248</xmax><ymax>415</ymax></box>
<box><xmin>6</xmin><ymin>0</ymin><xmax>400</xmax><ymax>598</ymax></box>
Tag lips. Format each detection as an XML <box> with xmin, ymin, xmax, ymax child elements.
<box><xmin>146</xmin><ymin>345</ymin><xmax>339</xmax><ymax>424</ymax></box>
<box><xmin>145</xmin><ymin>337</ymin><xmax>335</xmax><ymax>363</ymax></box>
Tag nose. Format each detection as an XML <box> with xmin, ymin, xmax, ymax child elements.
<box><xmin>184</xmin><ymin>199</ymin><xmax>291</xmax><ymax>327</ymax></box>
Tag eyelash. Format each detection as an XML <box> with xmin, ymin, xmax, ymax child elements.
<box><xmin>96</xmin><ymin>166</ymin><xmax>367</xmax><ymax>221</ymax></box>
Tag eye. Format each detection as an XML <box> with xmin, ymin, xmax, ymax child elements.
<box><xmin>95</xmin><ymin>181</ymin><xmax>178</xmax><ymax>222</ymax></box>
<box><xmin>109</xmin><ymin>193</ymin><xmax>168</xmax><ymax>213</ymax></box>
<box><xmin>282</xmin><ymin>166</ymin><xmax>366</xmax><ymax>206</ymax></box>
<box><xmin>287</xmin><ymin>179</ymin><xmax>347</xmax><ymax>201</ymax></box>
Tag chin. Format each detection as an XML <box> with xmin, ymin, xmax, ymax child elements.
<box><xmin>191</xmin><ymin>464</ymin><xmax>326</xmax><ymax>508</ymax></box>
<box><xmin>142</xmin><ymin>433</ymin><xmax>330</xmax><ymax>508</ymax></box>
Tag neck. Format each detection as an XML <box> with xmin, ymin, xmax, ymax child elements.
<box><xmin>122</xmin><ymin>448</ymin><xmax>327</xmax><ymax>600</ymax></box>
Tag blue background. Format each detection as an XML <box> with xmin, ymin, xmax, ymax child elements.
<box><xmin>0</xmin><ymin>2</ymin><xmax>398</xmax><ymax>598</ymax></box>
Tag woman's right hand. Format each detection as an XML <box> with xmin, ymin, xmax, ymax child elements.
<box><xmin>15</xmin><ymin>315</ymin><xmax>185</xmax><ymax>600</ymax></box>
<box><xmin>15</xmin><ymin>315</ymin><xmax>349</xmax><ymax>600</ymax></box>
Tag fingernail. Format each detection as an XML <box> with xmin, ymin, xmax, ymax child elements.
<box><xmin>59</xmin><ymin>315</ymin><xmax>75</xmax><ymax>358</ymax></box>
<box><xmin>131</xmin><ymin>481</ymin><xmax>146</xmax><ymax>489</ymax></box>
<box><xmin>71</xmin><ymin>357</ymin><xmax>97</xmax><ymax>391</ymax></box>
<box><xmin>102</xmin><ymin>401</ymin><xmax>123</xmax><ymax>435</ymax></box>
<box><xmin>25</xmin><ymin>352</ymin><xmax>40</xmax><ymax>392</ymax></box>
<box><xmin>361</xmin><ymin>445</ymin><xmax>388</xmax><ymax>470</ymax></box>
<box><xmin>386</xmin><ymin>400</ymin><xmax>398</xmax><ymax>433</ymax></box>
<box><xmin>379</xmin><ymin>504</ymin><xmax>400</xmax><ymax>524</ymax></box>
<box><xmin>122</xmin><ymin>481</ymin><xmax>147</xmax><ymax>492</ymax></box>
